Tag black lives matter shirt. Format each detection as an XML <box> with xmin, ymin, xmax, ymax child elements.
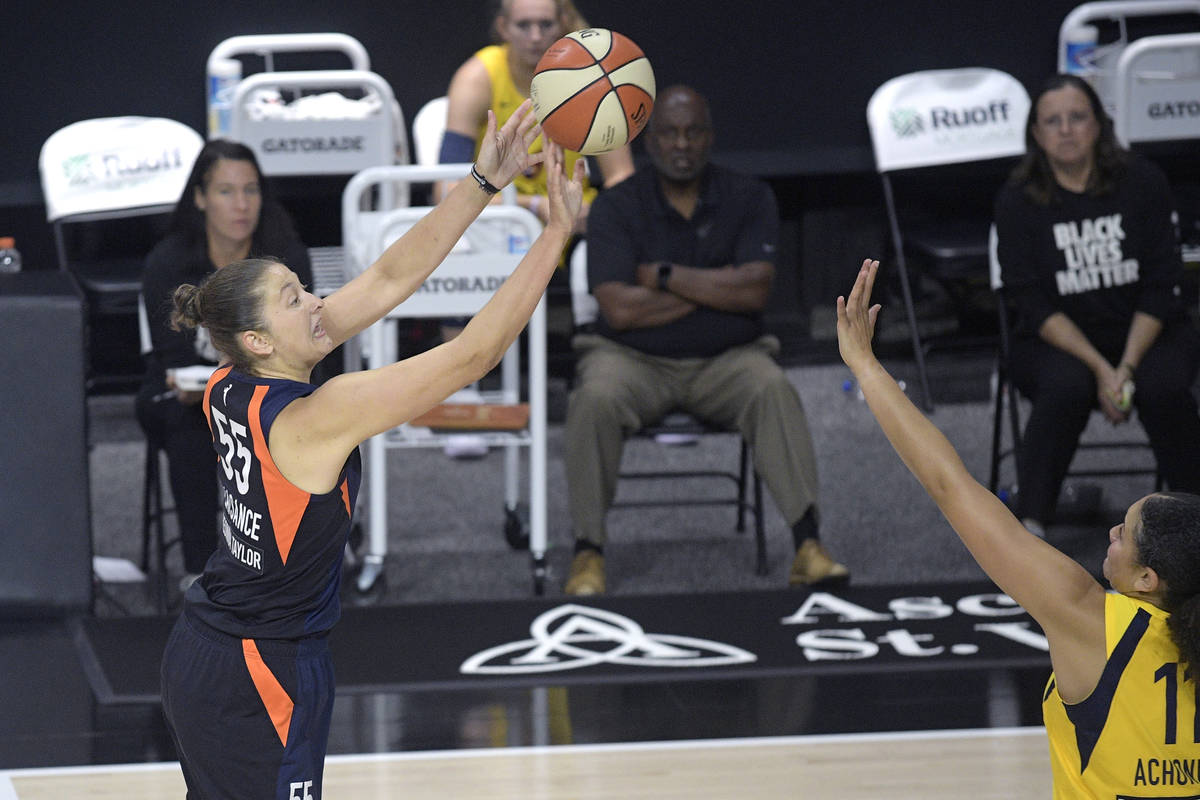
<box><xmin>993</xmin><ymin>153</ymin><xmax>1182</xmax><ymax>339</ymax></box>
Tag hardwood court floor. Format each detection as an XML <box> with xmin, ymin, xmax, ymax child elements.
<box><xmin>2</xmin><ymin>728</ymin><xmax>1051</xmax><ymax>799</ymax></box>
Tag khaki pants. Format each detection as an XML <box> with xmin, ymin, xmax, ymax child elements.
<box><xmin>564</xmin><ymin>334</ymin><xmax>820</xmax><ymax>547</ymax></box>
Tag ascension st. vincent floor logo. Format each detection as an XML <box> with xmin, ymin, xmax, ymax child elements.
<box><xmin>459</xmin><ymin>604</ymin><xmax>758</xmax><ymax>675</ymax></box>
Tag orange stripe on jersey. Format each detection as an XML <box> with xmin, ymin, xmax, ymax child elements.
<box><xmin>201</xmin><ymin>364</ymin><xmax>235</xmax><ymax>431</ymax></box>
<box><xmin>242</xmin><ymin>639</ymin><xmax>293</xmax><ymax>747</ymax></box>
<box><xmin>247</xmin><ymin>386</ymin><xmax>308</xmax><ymax>564</ymax></box>
<box><xmin>340</xmin><ymin>479</ymin><xmax>351</xmax><ymax>517</ymax></box>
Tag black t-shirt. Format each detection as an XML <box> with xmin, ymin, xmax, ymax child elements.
<box><xmin>587</xmin><ymin>163</ymin><xmax>779</xmax><ymax>358</ymax></box>
<box><xmin>993</xmin><ymin>153</ymin><xmax>1182</xmax><ymax>339</ymax></box>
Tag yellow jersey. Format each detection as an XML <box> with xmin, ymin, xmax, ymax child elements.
<box><xmin>1043</xmin><ymin>592</ymin><xmax>1199</xmax><ymax>798</ymax></box>
<box><xmin>473</xmin><ymin>44</ymin><xmax>596</xmax><ymax>205</ymax></box>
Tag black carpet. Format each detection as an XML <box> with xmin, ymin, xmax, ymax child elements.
<box><xmin>75</xmin><ymin>581</ymin><xmax>1049</xmax><ymax>705</ymax></box>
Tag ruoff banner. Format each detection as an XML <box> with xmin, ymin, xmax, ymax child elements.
<box><xmin>867</xmin><ymin>68</ymin><xmax>1029</xmax><ymax>173</ymax></box>
<box><xmin>38</xmin><ymin>117</ymin><xmax>204</xmax><ymax>222</ymax></box>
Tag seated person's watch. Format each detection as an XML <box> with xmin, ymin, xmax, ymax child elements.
<box><xmin>657</xmin><ymin>261</ymin><xmax>673</xmax><ymax>292</ymax></box>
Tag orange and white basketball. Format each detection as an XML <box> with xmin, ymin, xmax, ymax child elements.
<box><xmin>530</xmin><ymin>28</ymin><xmax>656</xmax><ymax>155</ymax></box>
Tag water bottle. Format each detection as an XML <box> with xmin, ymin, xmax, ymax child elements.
<box><xmin>0</xmin><ymin>237</ymin><xmax>21</xmax><ymax>273</ymax></box>
<box><xmin>207</xmin><ymin>58</ymin><xmax>242</xmax><ymax>138</ymax></box>
<box><xmin>508</xmin><ymin>232</ymin><xmax>531</xmax><ymax>254</ymax></box>
<box><xmin>1064</xmin><ymin>26</ymin><xmax>1098</xmax><ymax>77</ymax></box>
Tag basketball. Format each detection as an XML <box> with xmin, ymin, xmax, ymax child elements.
<box><xmin>530</xmin><ymin>28</ymin><xmax>656</xmax><ymax>156</ymax></box>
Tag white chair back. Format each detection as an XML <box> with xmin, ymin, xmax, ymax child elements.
<box><xmin>1112</xmin><ymin>31</ymin><xmax>1200</xmax><ymax>145</ymax></box>
<box><xmin>412</xmin><ymin>96</ymin><xmax>450</xmax><ymax>167</ymax></box>
<box><xmin>1057</xmin><ymin>1</ymin><xmax>1200</xmax><ymax>114</ymax></box>
<box><xmin>342</xmin><ymin>164</ymin><xmax>518</xmax><ymax>280</ymax></box>
<box><xmin>568</xmin><ymin>240</ymin><xmax>599</xmax><ymax>327</ymax></box>
<box><xmin>207</xmin><ymin>32</ymin><xmax>370</xmax><ymax>74</ymax></box>
<box><xmin>987</xmin><ymin>223</ymin><xmax>1003</xmax><ymax>291</ymax></box>
<box><xmin>366</xmin><ymin>205</ymin><xmax>541</xmax><ymax>318</ymax></box>
<box><xmin>137</xmin><ymin>294</ymin><xmax>153</xmax><ymax>355</ymax></box>
<box><xmin>228</xmin><ymin>70</ymin><xmax>408</xmax><ymax>179</ymax></box>
<box><xmin>866</xmin><ymin>68</ymin><xmax>1030</xmax><ymax>173</ymax></box>
<box><xmin>38</xmin><ymin>117</ymin><xmax>204</xmax><ymax>223</ymax></box>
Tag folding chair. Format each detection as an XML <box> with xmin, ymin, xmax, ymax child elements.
<box><xmin>1111</xmin><ymin>31</ymin><xmax>1200</xmax><ymax>286</ymax></box>
<box><xmin>985</xmin><ymin>225</ymin><xmax>1161</xmax><ymax>502</ymax></box>
<box><xmin>341</xmin><ymin>164</ymin><xmax>549</xmax><ymax>592</ymax></box>
<box><xmin>412</xmin><ymin>96</ymin><xmax>450</xmax><ymax>167</ymax></box>
<box><xmin>38</xmin><ymin>117</ymin><xmax>204</xmax><ymax>391</ymax></box>
<box><xmin>866</xmin><ymin>68</ymin><xmax>1030</xmax><ymax>410</ymax></box>
<box><xmin>1057</xmin><ymin>1</ymin><xmax>1200</xmax><ymax>116</ymax></box>
<box><xmin>216</xmin><ymin>33</ymin><xmax>412</xmax><ymax>313</ymax></box>
<box><xmin>411</xmin><ymin>92</ymin><xmax>578</xmax><ymax>382</ymax></box>
<box><xmin>569</xmin><ymin>243</ymin><xmax>768</xmax><ymax>575</ymax></box>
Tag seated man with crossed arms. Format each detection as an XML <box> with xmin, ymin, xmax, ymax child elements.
<box><xmin>563</xmin><ymin>84</ymin><xmax>846</xmax><ymax>595</ymax></box>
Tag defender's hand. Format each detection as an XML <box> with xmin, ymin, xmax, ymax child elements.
<box><xmin>836</xmin><ymin>259</ymin><xmax>883</xmax><ymax>373</ymax></box>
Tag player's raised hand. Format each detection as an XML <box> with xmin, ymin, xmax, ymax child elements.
<box><xmin>543</xmin><ymin>140</ymin><xmax>584</xmax><ymax>233</ymax></box>
<box><xmin>474</xmin><ymin>99</ymin><xmax>543</xmax><ymax>190</ymax></box>
<box><xmin>836</xmin><ymin>259</ymin><xmax>882</xmax><ymax>372</ymax></box>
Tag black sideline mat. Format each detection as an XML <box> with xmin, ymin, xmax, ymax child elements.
<box><xmin>74</xmin><ymin>582</ymin><xmax>1050</xmax><ymax>705</ymax></box>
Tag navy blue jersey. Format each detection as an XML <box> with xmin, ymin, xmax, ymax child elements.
<box><xmin>187</xmin><ymin>365</ymin><xmax>361</xmax><ymax>640</ymax></box>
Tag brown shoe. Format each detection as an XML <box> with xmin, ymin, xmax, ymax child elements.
<box><xmin>565</xmin><ymin>550</ymin><xmax>605</xmax><ymax>596</ymax></box>
<box><xmin>789</xmin><ymin>539</ymin><xmax>849</xmax><ymax>587</ymax></box>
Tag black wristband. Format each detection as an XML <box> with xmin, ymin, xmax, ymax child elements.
<box><xmin>470</xmin><ymin>163</ymin><xmax>500</xmax><ymax>195</ymax></box>
<box><xmin>656</xmin><ymin>261</ymin><xmax>673</xmax><ymax>292</ymax></box>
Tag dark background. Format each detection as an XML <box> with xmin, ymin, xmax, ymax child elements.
<box><xmin>0</xmin><ymin>1</ymin><xmax>1082</xmax><ymax>254</ymax></box>
<box><xmin>5</xmin><ymin>0</ymin><xmax>1090</xmax><ymax>184</ymax></box>
<box><xmin>4</xmin><ymin>0</ymin><xmax>1195</xmax><ymax>328</ymax></box>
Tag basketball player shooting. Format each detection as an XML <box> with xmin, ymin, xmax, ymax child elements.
<box><xmin>157</xmin><ymin>103</ymin><xmax>587</xmax><ymax>799</ymax></box>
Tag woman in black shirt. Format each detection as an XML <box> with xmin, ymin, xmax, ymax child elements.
<box><xmin>993</xmin><ymin>74</ymin><xmax>1200</xmax><ymax>535</ymax></box>
<box><xmin>136</xmin><ymin>140</ymin><xmax>312</xmax><ymax>585</ymax></box>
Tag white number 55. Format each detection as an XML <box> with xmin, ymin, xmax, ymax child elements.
<box><xmin>210</xmin><ymin>407</ymin><xmax>252</xmax><ymax>494</ymax></box>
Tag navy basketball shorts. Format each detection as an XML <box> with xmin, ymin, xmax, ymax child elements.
<box><xmin>161</xmin><ymin>608</ymin><xmax>335</xmax><ymax>799</ymax></box>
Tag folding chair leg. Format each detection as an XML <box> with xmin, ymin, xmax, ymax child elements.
<box><xmin>736</xmin><ymin>440</ymin><xmax>749</xmax><ymax>532</ymax></box>
<box><xmin>988</xmin><ymin>368</ymin><xmax>1005</xmax><ymax>494</ymax></box>
<box><xmin>142</xmin><ymin>440</ymin><xmax>171</xmax><ymax>613</ymax></box>
<box><xmin>141</xmin><ymin>443</ymin><xmax>156</xmax><ymax>573</ymax></box>
<box><xmin>752</xmin><ymin>471</ymin><xmax>767</xmax><ymax>576</ymax></box>
<box><xmin>1005</xmin><ymin>378</ymin><xmax>1022</xmax><ymax>481</ymax></box>
<box><xmin>893</xmin><ymin>254</ymin><xmax>935</xmax><ymax>412</ymax></box>
<box><xmin>882</xmin><ymin>174</ymin><xmax>934</xmax><ymax>412</ymax></box>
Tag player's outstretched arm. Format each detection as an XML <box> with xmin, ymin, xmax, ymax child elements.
<box><xmin>836</xmin><ymin>259</ymin><xmax>1106</xmax><ymax>674</ymax></box>
<box><xmin>321</xmin><ymin>101</ymin><xmax>544</xmax><ymax>345</ymax></box>
<box><xmin>273</xmin><ymin>142</ymin><xmax>583</xmax><ymax>490</ymax></box>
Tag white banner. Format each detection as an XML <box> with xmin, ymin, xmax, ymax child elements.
<box><xmin>360</xmin><ymin>204</ymin><xmax>539</xmax><ymax>318</ymax></box>
<box><xmin>396</xmin><ymin>252</ymin><xmax>522</xmax><ymax>317</ymax></box>
<box><xmin>246</xmin><ymin>118</ymin><xmax>389</xmax><ymax>176</ymax></box>
<box><xmin>39</xmin><ymin>117</ymin><xmax>203</xmax><ymax>221</ymax></box>
<box><xmin>867</xmin><ymin>68</ymin><xmax>1029</xmax><ymax>172</ymax></box>
<box><xmin>1114</xmin><ymin>33</ymin><xmax>1200</xmax><ymax>144</ymax></box>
